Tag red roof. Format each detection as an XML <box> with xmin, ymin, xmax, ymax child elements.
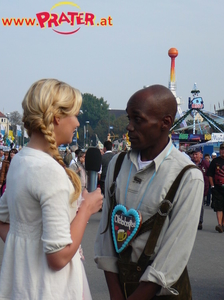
<box><xmin>0</xmin><ymin>112</ymin><xmax>6</xmax><ymax>118</ymax></box>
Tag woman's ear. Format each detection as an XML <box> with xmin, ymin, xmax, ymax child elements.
<box><xmin>54</xmin><ymin>117</ymin><xmax>60</xmax><ymax>125</ymax></box>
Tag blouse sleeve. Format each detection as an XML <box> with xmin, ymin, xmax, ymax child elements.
<box><xmin>35</xmin><ymin>164</ymin><xmax>74</xmax><ymax>254</ymax></box>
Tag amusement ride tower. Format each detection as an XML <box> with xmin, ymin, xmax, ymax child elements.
<box><xmin>168</xmin><ymin>48</ymin><xmax>186</xmax><ymax>127</ymax></box>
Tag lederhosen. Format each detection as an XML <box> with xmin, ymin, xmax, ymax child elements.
<box><xmin>103</xmin><ymin>152</ymin><xmax>198</xmax><ymax>299</ymax></box>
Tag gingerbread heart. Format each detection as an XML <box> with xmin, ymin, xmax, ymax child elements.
<box><xmin>111</xmin><ymin>204</ymin><xmax>142</xmax><ymax>253</ymax></box>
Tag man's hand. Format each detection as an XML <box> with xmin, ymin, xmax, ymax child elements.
<box><xmin>104</xmin><ymin>271</ymin><xmax>126</xmax><ymax>300</ymax></box>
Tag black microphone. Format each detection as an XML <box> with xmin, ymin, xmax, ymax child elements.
<box><xmin>85</xmin><ymin>147</ymin><xmax>102</xmax><ymax>192</ymax></box>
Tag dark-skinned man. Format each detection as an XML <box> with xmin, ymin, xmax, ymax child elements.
<box><xmin>95</xmin><ymin>85</ymin><xmax>204</xmax><ymax>300</ymax></box>
<box><xmin>207</xmin><ymin>143</ymin><xmax>224</xmax><ymax>233</ymax></box>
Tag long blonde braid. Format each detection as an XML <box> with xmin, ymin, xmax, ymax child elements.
<box><xmin>22</xmin><ymin>79</ymin><xmax>82</xmax><ymax>202</ymax></box>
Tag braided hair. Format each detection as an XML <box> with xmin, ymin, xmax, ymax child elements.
<box><xmin>22</xmin><ymin>79</ymin><xmax>82</xmax><ymax>202</ymax></box>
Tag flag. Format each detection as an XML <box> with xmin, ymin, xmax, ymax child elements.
<box><xmin>8</xmin><ymin>130</ymin><xmax>14</xmax><ymax>139</ymax></box>
<box><xmin>17</xmin><ymin>125</ymin><xmax>22</xmax><ymax>137</ymax></box>
<box><xmin>1</xmin><ymin>125</ymin><xmax>5</xmax><ymax>136</ymax></box>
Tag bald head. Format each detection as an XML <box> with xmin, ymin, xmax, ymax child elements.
<box><xmin>129</xmin><ymin>85</ymin><xmax>177</xmax><ymax>124</ymax></box>
<box><xmin>126</xmin><ymin>85</ymin><xmax>177</xmax><ymax>159</ymax></box>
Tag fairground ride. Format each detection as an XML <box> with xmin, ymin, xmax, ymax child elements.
<box><xmin>170</xmin><ymin>83</ymin><xmax>224</xmax><ymax>134</ymax></box>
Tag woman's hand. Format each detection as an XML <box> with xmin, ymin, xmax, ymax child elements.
<box><xmin>81</xmin><ymin>188</ymin><xmax>103</xmax><ymax>217</ymax></box>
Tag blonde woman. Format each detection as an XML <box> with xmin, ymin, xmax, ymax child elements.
<box><xmin>0</xmin><ymin>79</ymin><xmax>103</xmax><ymax>299</ymax></box>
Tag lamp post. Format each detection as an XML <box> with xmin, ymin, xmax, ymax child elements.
<box><xmin>108</xmin><ymin>108</ymin><xmax>111</xmax><ymax>134</ymax></box>
<box><xmin>86</xmin><ymin>121</ymin><xmax>89</xmax><ymax>148</ymax></box>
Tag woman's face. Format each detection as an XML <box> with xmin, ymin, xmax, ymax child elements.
<box><xmin>54</xmin><ymin>114</ymin><xmax>80</xmax><ymax>146</ymax></box>
<box><xmin>10</xmin><ymin>150</ymin><xmax>18</xmax><ymax>160</ymax></box>
<box><xmin>79</xmin><ymin>154</ymin><xmax>85</xmax><ymax>164</ymax></box>
<box><xmin>4</xmin><ymin>153</ymin><xmax>9</xmax><ymax>160</ymax></box>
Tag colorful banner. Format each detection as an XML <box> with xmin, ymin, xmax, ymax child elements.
<box><xmin>8</xmin><ymin>130</ymin><xmax>14</xmax><ymax>140</ymax></box>
<box><xmin>16</xmin><ymin>125</ymin><xmax>22</xmax><ymax>137</ymax></box>
<box><xmin>172</xmin><ymin>134</ymin><xmax>211</xmax><ymax>142</ymax></box>
<box><xmin>1</xmin><ymin>125</ymin><xmax>5</xmax><ymax>136</ymax></box>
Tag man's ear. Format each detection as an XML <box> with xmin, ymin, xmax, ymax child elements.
<box><xmin>54</xmin><ymin>117</ymin><xmax>60</xmax><ymax>125</ymax></box>
<box><xmin>161</xmin><ymin>115</ymin><xmax>173</xmax><ymax>131</ymax></box>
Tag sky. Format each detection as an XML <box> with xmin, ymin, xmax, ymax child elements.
<box><xmin>0</xmin><ymin>0</ymin><xmax>224</xmax><ymax>116</ymax></box>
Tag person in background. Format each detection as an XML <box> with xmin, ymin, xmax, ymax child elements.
<box><xmin>99</xmin><ymin>140</ymin><xmax>114</xmax><ymax>196</ymax></box>
<box><xmin>204</xmin><ymin>153</ymin><xmax>211</xmax><ymax>206</ymax></box>
<box><xmin>69</xmin><ymin>148</ymin><xmax>81</xmax><ymax>167</ymax></box>
<box><xmin>204</xmin><ymin>153</ymin><xmax>210</xmax><ymax>163</ymax></box>
<box><xmin>0</xmin><ymin>79</ymin><xmax>103</xmax><ymax>299</ymax></box>
<box><xmin>191</xmin><ymin>148</ymin><xmax>209</xmax><ymax>230</ymax></box>
<box><xmin>63</xmin><ymin>147</ymin><xmax>73</xmax><ymax>167</ymax></box>
<box><xmin>0</xmin><ymin>148</ymin><xmax>4</xmax><ymax>162</ymax></box>
<box><xmin>3</xmin><ymin>151</ymin><xmax>9</xmax><ymax>162</ymax></box>
<box><xmin>207</xmin><ymin>143</ymin><xmax>224</xmax><ymax>233</ymax></box>
<box><xmin>95</xmin><ymin>84</ymin><xmax>203</xmax><ymax>299</ymax></box>
<box><xmin>70</xmin><ymin>145</ymin><xmax>77</xmax><ymax>160</ymax></box>
<box><xmin>70</xmin><ymin>150</ymin><xmax>87</xmax><ymax>191</ymax></box>
<box><xmin>0</xmin><ymin>149</ymin><xmax>18</xmax><ymax>196</ymax></box>
<box><xmin>0</xmin><ymin>148</ymin><xmax>4</xmax><ymax>172</ymax></box>
<box><xmin>211</xmin><ymin>152</ymin><xmax>217</xmax><ymax>160</ymax></box>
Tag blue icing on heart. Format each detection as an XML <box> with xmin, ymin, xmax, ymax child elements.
<box><xmin>111</xmin><ymin>204</ymin><xmax>141</xmax><ymax>253</ymax></box>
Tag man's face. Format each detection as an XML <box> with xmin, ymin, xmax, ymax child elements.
<box><xmin>219</xmin><ymin>148</ymin><xmax>224</xmax><ymax>158</ymax></box>
<box><xmin>192</xmin><ymin>151</ymin><xmax>202</xmax><ymax>164</ymax></box>
<box><xmin>126</xmin><ymin>95</ymin><xmax>163</xmax><ymax>152</ymax></box>
<box><xmin>204</xmin><ymin>156</ymin><xmax>210</xmax><ymax>162</ymax></box>
<box><xmin>0</xmin><ymin>150</ymin><xmax>3</xmax><ymax>157</ymax></box>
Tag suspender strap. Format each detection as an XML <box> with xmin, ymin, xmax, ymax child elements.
<box><xmin>138</xmin><ymin>165</ymin><xmax>199</xmax><ymax>267</ymax></box>
<box><xmin>101</xmin><ymin>152</ymin><xmax>126</xmax><ymax>234</ymax></box>
<box><xmin>113</xmin><ymin>152</ymin><xmax>126</xmax><ymax>182</ymax></box>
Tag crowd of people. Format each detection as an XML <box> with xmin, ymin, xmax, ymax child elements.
<box><xmin>0</xmin><ymin>80</ymin><xmax>223</xmax><ymax>299</ymax></box>
<box><xmin>0</xmin><ymin>148</ymin><xmax>18</xmax><ymax>196</ymax></box>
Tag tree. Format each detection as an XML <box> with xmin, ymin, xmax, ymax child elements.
<box><xmin>79</xmin><ymin>94</ymin><xmax>109</xmax><ymax>129</ymax></box>
<box><xmin>9</xmin><ymin>111</ymin><xmax>23</xmax><ymax>126</ymax></box>
<box><xmin>111</xmin><ymin>115</ymin><xmax>128</xmax><ymax>139</ymax></box>
<box><xmin>77</xmin><ymin>94</ymin><xmax>109</xmax><ymax>147</ymax></box>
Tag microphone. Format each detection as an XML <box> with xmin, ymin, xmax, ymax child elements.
<box><xmin>85</xmin><ymin>147</ymin><xmax>102</xmax><ymax>192</ymax></box>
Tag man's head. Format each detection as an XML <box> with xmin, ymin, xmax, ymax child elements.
<box><xmin>0</xmin><ymin>148</ymin><xmax>3</xmax><ymax>158</ymax></box>
<box><xmin>204</xmin><ymin>153</ymin><xmax>210</xmax><ymax>163</ymax></box>
<box><xmin>211</xmin><ymin>152</ymin><xmax>217</xmax><ymax>160</ymax></box>
<box><xmin>126</xmin><ymin>85</ymin><xmax>177</xmax><ymax>160</ymax></box>
<box><xmin>75</xmin><ymin>148</ymin><xmax>81</xmax><ymax>157</ymax></box>
<box><xmin>219</xmin><ymin>143</ymin><xmax>224</xmax><ymax>159</ymax></box>
<box><xmin>104</xmin><ymin>140</ymin><xmax>112</xmax><ymax>152</ymax></box>
<box><xmin>191</xmin><ymin>148</ymin><xmax>203</xmax><ymax>164</ymax></box>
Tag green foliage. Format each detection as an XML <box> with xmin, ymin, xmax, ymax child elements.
<box><xmin>112</xmin><ymin>115</ymin><xmax>128</xmax><ymax>138</ymax></box>
<box><xmin>77</xmin><ymin>94</ymin><xmax>109</xmax><ymax>147</ymax></box>
<box><xmin>79</xmin><ymin>94</ymin><xmax>109</xmax><ymax>128</ymax></box>
<box><xmin>76</xmin><ymin>93</ymin><xmax>127</xmax><ymax>148</ymax></box>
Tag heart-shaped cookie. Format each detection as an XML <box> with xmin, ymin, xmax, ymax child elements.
<box><xmin>111</xmin><ymin>204</ymin><xmax>142</xmax><ymax>253</ymax></box>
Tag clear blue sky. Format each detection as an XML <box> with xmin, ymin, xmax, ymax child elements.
<box><xmin>0</xmin><ymin>0</ymin><xmax>224</xmax><ymax>115</ymax></box>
